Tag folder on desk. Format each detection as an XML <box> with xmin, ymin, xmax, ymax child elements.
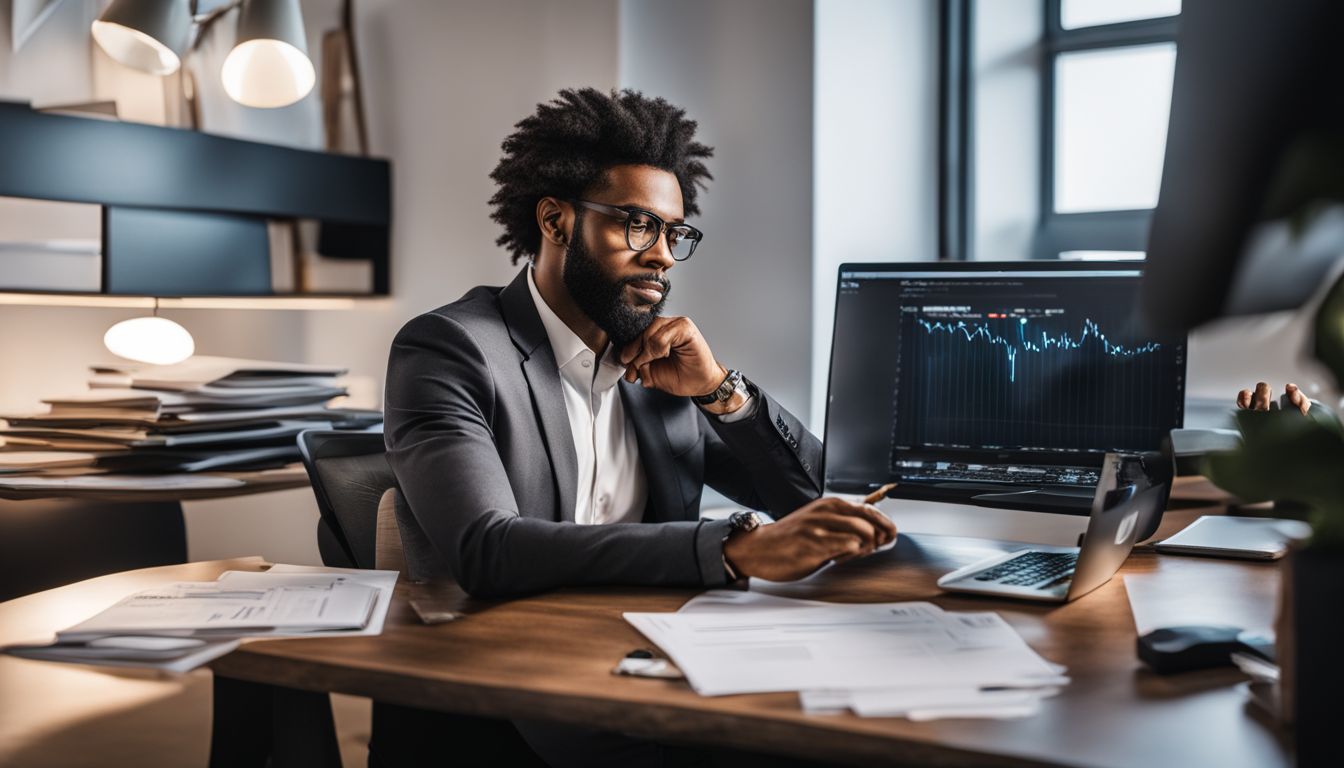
<box><xmin>1154</xmin><ymin>516</ymin><xmax>1311</xmax><ymax>561</ymax></box>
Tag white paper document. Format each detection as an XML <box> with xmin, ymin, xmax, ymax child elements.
<box><xmin>1124</xmin><ymin>572</ymin><xmax>1274</xmax><ymax>636</ymax></box>
<box><xmin>627</xmin><ymin>596</ymin><xmax>1063</xmax><ymax>697</ymax></box>
<box><xmin>58</xmin><ymin>577</ymin><xmax>379</xmax><ymax>641</ymax></box>
<box><xmin>230</xmin><ymin>564</ymin><xmax>399</xmax><ymax>638</ymax></box>
<box><xmin>3</xmin><ymin>565</ymin><xmax>398</xmax><ymax>674</ymax></box>
<box><xmin>626</xmin><ymin>590</ymin><xmax>1067</xmax><ymax>720</ymax></box>
<box><xmin>91</xmin><ymin>356</ymin><xmax>347</xmax><ymax>389</ymax></box>
<box><xmin>800</xmin><ymin>685</ymin><xmax>1061</xmax><ymax>720</ymax></box>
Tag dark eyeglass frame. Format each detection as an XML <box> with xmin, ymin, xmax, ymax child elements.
<box><xmin>572</xmin><ymin>199</ymin><xmax>703</xmax><ymax>261</ymax></box>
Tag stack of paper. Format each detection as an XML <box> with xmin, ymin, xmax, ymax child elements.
<box><xmin>0</xmin><ymin>356</ymin><xmax>381</xmax><ymax>486</ymax></box>
<box><xmin>2</xmin><ymin>564</ymin><xmax>397</xmax><ymax>673</ymax></box>
<box><xmin>625</xmin><ymin>591</ymin><xmax>1067</xmax><ymax>721</ymax></box>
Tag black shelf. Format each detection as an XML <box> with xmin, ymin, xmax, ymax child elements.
<box><xmin>0</xmin><ymin>102</ymin><xmax>391</xmax><ymax>296</ymax></box>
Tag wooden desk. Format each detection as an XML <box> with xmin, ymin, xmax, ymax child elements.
<box><xmin>202</xmin><ymin>518</ymin><xmax>1286</xmax><ymax>767</ymax></box>
<box><xmin>0</xmin><ymin>465</ymin><xmax>310</xmax><ymax>601</ymax></box>
<box><xmin>0</xmin><ymin>520</ymin><xmax>1290</xmax><ymax>767</ymax></box>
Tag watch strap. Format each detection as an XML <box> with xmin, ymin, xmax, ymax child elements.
<box><xmin>694</xmin><ymin>368</ymin><xmax>744</xmax><ymax>406</ymax></box>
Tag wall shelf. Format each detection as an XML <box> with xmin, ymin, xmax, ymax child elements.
<box><xmin>0</xmin><ymin>101</ymin><xmax>392</xmax><ymax>297</ymax></box>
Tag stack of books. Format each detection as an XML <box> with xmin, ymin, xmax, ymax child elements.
<box><xmin>0</xmin><ymin>356</ymin><xmax>381</xmax><ymax>479</ymax></box>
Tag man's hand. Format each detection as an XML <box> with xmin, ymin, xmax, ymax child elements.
<box><xmin>723</xmin><ymin>497</ymin><xmax>898</xmax><ymax>582</ymax></box>
<box><xmin>1236</xmin><ymin>381</ymin><xmax>1310</xmax><ymax>415</ymax></box>
<box><xmin>619</xmin><ymin>316</ymin><xmax>724</xmax><ymax>397</ymax></box>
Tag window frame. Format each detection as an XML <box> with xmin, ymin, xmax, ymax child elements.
<box><xmin>1035</xmin><ymin>0</ymin><xmax>1179</xmax><ymax>258</ymax></box>
<box><xmin>938</xmin><ymin>0</ymin><xmax>974</xmax><ymax>261</ymax></box>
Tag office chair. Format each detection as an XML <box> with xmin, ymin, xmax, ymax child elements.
<box><xmin>297</xmin><ymin>428</ymin><xmax>394</xmax><ymax>570</ymax></box>
<box><xmin>292</xmin><ymin>429</ymin><xmax>543</xmax><ymax>767</ymax></box>
<box><xmin>297</xmin><ymin>428</ymin><xmax>450</xmax><ymax>581</ymax></box>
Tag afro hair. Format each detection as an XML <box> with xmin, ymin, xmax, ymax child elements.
<box><xmin>488</xmin><ymin>88</ymin><xmax>714</xmax><ymax>264</ymax></box>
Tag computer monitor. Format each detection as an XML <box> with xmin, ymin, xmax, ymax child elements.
<box><xmin>1142</xmin><ymin>0</ymin><xmax>1344</xmax><ymax>335</ymax></box>
<box><xmin>823</xmin><ymin>261</ymin><xmax>1187</xmax><ymax>493</ymax></box>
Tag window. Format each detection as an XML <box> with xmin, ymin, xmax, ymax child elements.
<box><xmin>1039</xmin><ymin>0</ymin><xmax>1180</xmax><ymax>258</ymax></box>
<box><xmin>941</xmin><ymin>0</ymin><xmax>1180</xmax><ymax>260</ymax></box>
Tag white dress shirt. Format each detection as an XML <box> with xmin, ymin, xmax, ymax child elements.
<box><xmin>527</xmin><ymin>269</ymin><xmax>647</xmax><ymax>525</ymax></box>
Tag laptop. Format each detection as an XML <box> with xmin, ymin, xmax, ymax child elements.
<box><xmin>822</xmin><ymin>260</ymin><xmax>1187</xmax><ymax>513</ymax></box>
<box><xmin>935</xmin><ymin>452</ymin><xmax>1172</xmax><ymax>602</ymax></box>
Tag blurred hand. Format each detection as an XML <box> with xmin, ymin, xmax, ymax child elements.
<box><xmin>1236</xmin><ymin>381</ymin><xmax>1310</xmax><ymax>415</ymax></box>
<box><xmin>723</xmin><ymin>497</ymin><xmax>898</xmax><ymax>581</ymax></box>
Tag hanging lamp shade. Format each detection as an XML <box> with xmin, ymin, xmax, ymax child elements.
<box><xmin>91</xmin><ymin>0</ymin><xmax>192</xmax><ymax>76</ymax></box>
<box><xmin>221</xmin><ymin>0</ymin><xmax>315</xmax><ymax>108</ymax></box>
<box><xmin>104</xmin><ymin>316</ymin><xmax>196</xmax><ymax>366</ymax></box>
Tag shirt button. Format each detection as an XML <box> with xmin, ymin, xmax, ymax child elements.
<box><xmin>581</xmin><ymin>359</ymin><xmax>592</xmax><ymax>368</ymax></box>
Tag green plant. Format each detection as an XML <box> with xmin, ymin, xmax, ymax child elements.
<box><xmin>1206</xmin><ymin>272</ymin><xmax>1344</xmax><ymax>550</ymax></box>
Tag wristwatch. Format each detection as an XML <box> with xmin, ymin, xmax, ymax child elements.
<box><xmin>721</xmin><ymin>510</ymin><xmax>762</xmax><ymax>582</ymax></box>
<box><xmin>694</xmin><ymin>368</ymin><xmax>746</xmax><ymax>406</ymax></box>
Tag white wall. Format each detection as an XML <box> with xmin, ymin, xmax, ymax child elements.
<box><xmin>619</xmin><ymin>0</ymin><xmax>816</xmax><ymax>423</ymax></box>
<box><xmin>972</xmin><ymin>0</ymin><xmax>1041</xmax><ymax>261</ymax></box>
<box><xmin>811</xmin><ymin>0</ymin><xmax>940</xmax><ymax>429</ymax></box>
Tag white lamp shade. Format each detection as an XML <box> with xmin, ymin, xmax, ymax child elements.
<box><xmin>104</xmin><ymin>317</ymin><xmax>196</xmax><ymax>366</ymax></box>
<box><xmin>222</xmin><ymin>0</ymin><xmax>315</xmax><ymax>108</ymax></box>
<box><xmin>221</xmin><ymin>38</ymin><xmax>316</xmax><ymax>108</ymax></box>
<box><xmin>91</xmin><ymin>0</ymin><xmax>190</xmax><ymax>76</ymax></box>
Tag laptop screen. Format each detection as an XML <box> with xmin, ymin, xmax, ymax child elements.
<box><xmin>823</xmin><ymin>261</ymin><xmax>1186</xmax><ymax>493</ymax></box>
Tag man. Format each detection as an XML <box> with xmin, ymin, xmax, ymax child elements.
<box><xmin>381</xmin><ymin>88</ymin><xmax>894</xmax><ymax>767</ymax></box>
<box><xmin>385</xmin><ymin>88</ymin><xmax>894</xmax><ymax>599</ymax></box>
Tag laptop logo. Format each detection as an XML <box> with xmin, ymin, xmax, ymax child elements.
<box><xmin>1115</xmin><ymin>510</ymin><xmax>1139</xmax><ymax>545</ymax></box>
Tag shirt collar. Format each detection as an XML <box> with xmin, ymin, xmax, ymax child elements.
<box><xmin>526</xmin><ymin>267</ymin><xmax>627</xmax><ymax>393</ymax></box>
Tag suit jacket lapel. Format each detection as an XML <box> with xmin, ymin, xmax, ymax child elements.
<box><xmin>497</xmin><ymin>268</ymin><xmax>578</xmax><ymax>522</ymax></box>
<box><xmin>621</xmin><ymin>381</ymin><xmax>686</xmax><ymax>522</ymax></box>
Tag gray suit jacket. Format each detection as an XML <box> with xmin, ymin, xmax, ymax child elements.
<box><xmin>384</xmin><ymin>268</ymin><xmax>823</xmax><ymax>597</ymax></box>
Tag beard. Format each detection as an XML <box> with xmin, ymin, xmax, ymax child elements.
<box><xmin>561</xmin><ymin>231</ymin><xmax>671</xmax><ymax>349</ymax></box>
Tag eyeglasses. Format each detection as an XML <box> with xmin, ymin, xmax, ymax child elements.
<box><xmin>573</xmin><ymin>200</ymin><xmax>703</xmax><ymax>261</ymax></box>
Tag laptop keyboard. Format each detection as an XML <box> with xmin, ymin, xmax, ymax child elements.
<box><xmin>895</xmin><ymin>461</ymin><xmax>1100</xmax><ymax>487</ymax></box>
<box><xmin>973</xmin><ymin>551</ymin><xmax>1079</xmax><ymax>589</ymax></box>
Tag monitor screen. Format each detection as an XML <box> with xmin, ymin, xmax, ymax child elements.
<box><xmin>824</xmin><ymin>262</ymin><xmax>1187</xmax><ymax>492</ymax></box>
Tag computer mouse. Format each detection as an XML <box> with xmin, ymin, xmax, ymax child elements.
<box><xmin>1136</xmin><ymin>625</ymin><xmax>1244</xmax><ymax>674</ymax></box>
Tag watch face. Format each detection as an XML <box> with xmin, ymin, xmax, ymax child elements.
<box><xmin>732</xmin><ymin>511</ymin><xmax>760</xmax><ymax>532</ymax></box>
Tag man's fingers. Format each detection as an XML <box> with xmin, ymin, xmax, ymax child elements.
<box><xmin>857</xmin><ymin>503</ymin><xmax>897</xmax><ymax>544</ymax></box>
<box><xmin>1239</xmin><ymin>382</ymin><xmax>1311</xmax><ymax>415</ymax></box>
<box><xmin>620</xmin><ymin>317</ymin><xmax>674</xmax><ymax>364</ymax></box>
<box><xmin>811</xmin><ymin>498</ymin><xmax>897</xmax><ymax>545</ymax></box>
<box><xmin>625</xmin><ymin>322</ymin><xmax>680</xmax><ymax>370</ymax></box>
<box><xmin>1286</xmin><ymin>383</ymin><xmax>1310</xmax><ymax>415</ymax></box>
<box><xmin>1251</xmin><ymin>382</ymin><xmax>1272</xmax><ymax>410</ymax></box>
<box><xmin>812</xmin><ymin>531</ymin><xmax>868</xmax><ymax>562</ymax></box>
<box><xmin>621</xmin><ymin>337</ymin><xmax>646</xmax><ymax>382</ymax></box>
<box><xmin>805</xmin><ymin>512</ymin><xmax>879</xmax><ymax>548</ymax></box>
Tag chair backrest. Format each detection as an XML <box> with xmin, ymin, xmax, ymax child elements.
<box><xmin>297</xmin><ymin>429</ymin><xmax>391</xmax><ymax>570</ymax></box>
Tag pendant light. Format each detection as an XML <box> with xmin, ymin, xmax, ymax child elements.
<box><xmin>91</xmin><ymin>0</ymin><xmax>192</xmax><ymax>76</ymax></box>
<box><xmin>221</xmin><ymin>0</ymin><xmax>316</xmax><ymax>108</ymax></box>
<box><xmin>104</xmin><ymin>299</ymin><xmax>196</xmax><ymax>366</ymax></box>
